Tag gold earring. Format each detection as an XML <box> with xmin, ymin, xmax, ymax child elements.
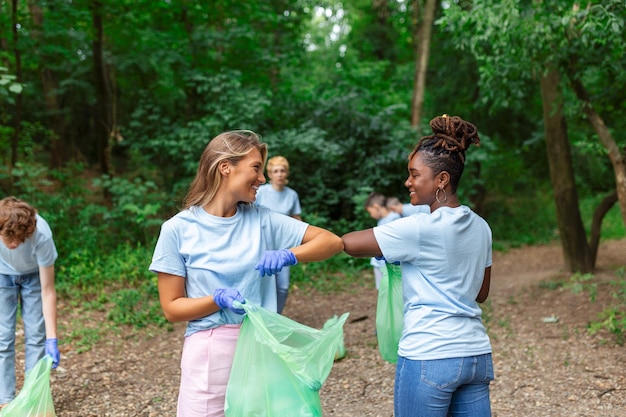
<box><xmin>435</xmin><ymin>188</ymin><xmax>447</xmax><ymax>203</ymax></box>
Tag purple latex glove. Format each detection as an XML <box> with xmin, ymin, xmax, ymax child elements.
<box><xmin>255</xmin><ymin>250</ymin><xmax>298</xmax><ymax>277</ymax></box>
<box><xmin>213</xmin><ymin>288</ymin><xmax>246</xmax><ymax>314</ymax></box>
<box><xmin>45</xmin><ymin>338</ymin><xmax>60</xmax><ymax>369</ymax></box>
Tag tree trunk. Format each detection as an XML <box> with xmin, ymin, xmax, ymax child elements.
<box><xmin>569</xmin><ymin>77</ymin><xmax>626</xmax><ymax>229</ymax></box>
<box><xmin>410</xmin><ymin>0</ymin><xmax>436</xmax><ymax>128</ymax></box>
<box><xmin>28</xmin><ymin>1</ymin><xmax>66</xmax><ymax>168</ymax></box>
<box><xmin>539</xmin><ymin>67</ymin><xmax>593</xmax><ymax>273</ymax></box>
<box><xmin>589</xmin><ymin>191</ymin><xmax>618</xmax><ymax>269</ymax></box>
<box><xmin>91</xmin><ymin>0</ymin><xmax>113</xmax><ymax>176</ymax></box>
<box><xmin>11</xmin><ymin>0</ymin><xmax>21</xmax><ymax>169</ymax></box>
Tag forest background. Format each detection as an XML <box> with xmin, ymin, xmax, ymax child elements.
<box><xmin>0</xmin><ymin>0</ymin><xmax>625</xmax><ymax>348</ymax></box>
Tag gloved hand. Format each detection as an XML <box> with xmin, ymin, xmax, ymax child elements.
<box><xmin>45</xmin><ymin>338</ymin><xmax>60</xmax><ymax>369</ymax></box>
<box><xmin>213</xmin><ymin>288</ymin><xmax>246</xmax><ymax>314</ymax></box>
<box><xmin>255</xmin><ymin>249</ymin><xmax>298</xmax><ymax>277</ymax></box>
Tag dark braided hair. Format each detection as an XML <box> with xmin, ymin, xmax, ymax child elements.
<box><xmin>409</xmin><ymin>115</ymin><xmax>480</xmax><ymax>193</ymax></box>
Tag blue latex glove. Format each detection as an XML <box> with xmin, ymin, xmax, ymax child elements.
<box><xmin>255</xmin><ymin>249</ymin><xmax>298</xmax><ymax>277</ymax></box>
<box><xmin>45</xmin><ymin>338</ymin><xmax>60</xmax><ymax>369</ymax></box>
<box><xmin>375</xmin><ymin>255</ymin><xmax>400</xmax><ymax>265</ymax></box>
<box><xmin>213</xmin><ymin>288</ymin><xmax>246</xmax><ymax>314</ymax></box>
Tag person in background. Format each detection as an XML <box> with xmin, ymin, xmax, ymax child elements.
<box><xmin>0</xmin><ymin>197</ymin><xmax>61</xmax><ymax>409</ymax></box>
<box><xmin>342</xmin><ymin>115</ymin><xmax>493</xmax><ymax>417</ymax></box>
<box><xmin>386</xmin><ymin>196</ymin><xmax>430</xmax><ymax>217</ymax></box>
<box><xmin>254</xmin><ymin>155</ymin><xmax>302</xmax><ymax>313</ymax></box>
<box><xmin>149</xmin><ymin>130</ymin><xmax>343</xmax><ymax>417</ymax></box>
<box><xmin>363</xmin><ymin>192</ymin><xmax>401</xmax><ymax>290</ymax></box>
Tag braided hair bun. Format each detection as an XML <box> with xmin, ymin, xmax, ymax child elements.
<box><xmin>428</xmin><ymin>114</ymin><xmax>480</xmax><ymax>160</ymax></box>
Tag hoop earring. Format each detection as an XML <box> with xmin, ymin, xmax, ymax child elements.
<box><xmin>436</xmin><ymin>188</ymin><xmax>447</xmax><ymax>203</ymax></box>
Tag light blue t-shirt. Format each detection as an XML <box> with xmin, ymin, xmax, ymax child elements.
<box><xmin>370</xmin><ymin>211</ymin><xmax>401</xmax><ymax>269</ymax></box>
<box><xmin>255</xmin><ymin>184</ymin><xmax>301</xmax><ymax>217</ymax></box>
<box><xmin>373</xmin><ymin>205</ymin><xmax>492</xmax><ymax>360</ymax></box>
<box><xmin>149</xmin><ymin>204</ymin><xmax>308</xmax><ymax>336</ymax></box>
<box><xmin>0</xmin><ymin>214</ymin><xmax>58</xmax><ymax>275</ymax></box>
<box><xmin>402</xmin><ymin>203</ymin><xmax>430</xmax><ymax>216</ymax></box>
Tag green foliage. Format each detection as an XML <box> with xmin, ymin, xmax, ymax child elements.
<box><xmin>589</xmin><ymin>306</ymin><xmax>626</xmax><ymax>345</ymax></box>
<box><xmin>291</xmin><ymin>252</ymin><xmax>370</xmax><ymax>294</ymax></box>
<box><xmin>91</xmin><ymin>174</ymin><xmax>165</xmax><ymax>244</ymax></box>
<box><xmin>0</xmin><ymin>66</ymin><xmax>23</xmax><ymax>97</ymax></box>
<box><xmin>67</xmin><ymin>326</ymin><xmax>103</xmax><ymax>354</ymax></box>
<box><xmin>565</xmin><ymin>272</ymin><xmax>597</xmax><ymax>301</ymax></box>
<box><xmin>107</xmin><ymin>281</ymin><xmax>170</xmax><ymax>328</ymax></box>
<box><xmin>484</xmin><ymin>184</ymin><xmax>559</xmax><ymax>248</ymax></box>
<box><xmin>587</xmin><ymin>268</ymin><xmax>626</xmax><ymax>345</ymax></box>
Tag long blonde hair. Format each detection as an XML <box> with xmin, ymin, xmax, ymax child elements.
<box><xmin>183</xmin><ymin>130</ymin><xmax>268</xmax><ymax>209</ymax></box>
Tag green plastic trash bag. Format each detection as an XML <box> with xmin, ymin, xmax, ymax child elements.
<box><xmin>323</xmin><ymin>315</ymin><xmax>346</xmax><ymax>361</ymax></box>
<box><xmin>0</xmin><ymin>356</ymin><xmax>56</xmax><ymax>417</ymax></box>
<box><xmin>224</xmin><ymin>303</ymin><xmax>349</xmax><ymax>417</ymax></box>
<box><xmin>376</xmin><ymin>262</ymin><xmax>404</xmax><ymax>364</ymax></box>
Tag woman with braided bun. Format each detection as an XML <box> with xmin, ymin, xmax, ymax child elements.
<box><xmin>342</xmin><ymin>115</ymin><xmax>493</xmax><ymax>417</ymax></box>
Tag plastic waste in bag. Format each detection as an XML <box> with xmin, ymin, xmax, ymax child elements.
<box><xmin>224</xmin><ymin>302</ymin><xmax>349</xmax><ymax>417</ymax></box>
<box><xmin>376</xmin><ymin>262</ymin><xmax>404</xmax><ymax>364</ymax></box>
<box><xmin>0</xmin><ymin>356</ymin><xmax>56</xmax><ymax>417</ymax></box>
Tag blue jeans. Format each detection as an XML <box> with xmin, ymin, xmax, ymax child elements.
<box><xmin>276</xmin><ymin>266</ymin><xmax>290</xmax><ymax>314</ymax></box>
<box><xmin>0</xmin><ymin>272</ymin><xmax>46</xmax><ymax>403</ymax></box>
<box><xmin>394</xmin><ymin>353</ymin><xmax>494</xmax><ymax>417</ymax></box>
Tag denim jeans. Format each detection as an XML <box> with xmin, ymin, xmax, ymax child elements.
<box><xmin>276</xmin><ymin>266</ymin><xmax>290</xmax><ymax>314</ymax></box>
<box><xmin>394</xmin><ymin>353</ymin><xmax>494</xmax><ymax>417</ymax></box>
<box><xmin>0</xmin><ymin>272</ymin><xmax>46</xmax><ymax>403</ymax></box>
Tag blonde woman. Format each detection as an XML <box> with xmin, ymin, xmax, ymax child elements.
<box><xmin>254</xmin><ymin>155</ymin><xmax>302</xmax><ymax>313</ymax></box>
<box><xmin>150</xmin><ymin>131</ymin><xmax>342</xmax><ymax>417</ymax></box>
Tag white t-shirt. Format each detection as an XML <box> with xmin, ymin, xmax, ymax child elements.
<box><xmin>255</xmin><ymin>184</ymin><xmax>301</xmax><ymax>217</ymax></box>
<box><xmin>149</xmin><ymin>204</ymin><xmax>308</xmax><ymax>336</ymax></box>
<box><xmin>0</xmin><ymin>214</ymin><xmax>58</xmax><ymax>275</ymax></box>
<box><xmin>373</xmin><ymin>205</ymin><xmax>492</xmax><ymax>360</ymax></box>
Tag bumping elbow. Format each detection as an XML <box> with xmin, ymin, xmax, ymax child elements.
<box><xmin>332</xmin><ymin>235</ymin><xmax>345</xmax><ymax>253</ymax></box>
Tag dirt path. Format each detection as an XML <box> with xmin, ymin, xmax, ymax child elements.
<box><xmin>8</xmin><ymin>239</ymin><xmax>626</xmax><ymax>416</ymax></box>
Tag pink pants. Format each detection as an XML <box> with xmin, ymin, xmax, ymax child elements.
<box><xmin>177</xmin><ymin>325</ymin><xmax>241</xmax><ymax>417</ymax></box>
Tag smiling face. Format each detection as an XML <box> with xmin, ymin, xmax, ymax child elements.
<box><xmin>225</xmin><ymin>148</ymin><xmax>266</xmax><ymax>204</ymax></box>
<box><xmin>404</xmin><ymin>152</ymin><xmax>439</xmax><ymax>207</ymax></box>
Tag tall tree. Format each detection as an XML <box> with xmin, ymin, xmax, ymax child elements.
<box><xmin>10</xmin><ymin>0</ymin><xmax>22</xmax><ymax>169</ymax></box>
<box><xmin>410</xmin><ymin>0</ymin><xmax>436</xmax><ymax>128</ymax></box>
<box><xmin>27</xmin><ymin>1</ymin><xmax>67</xmax><ymax>168</ymax></box>
<box><xmin>540</xmin><ymin>66</ymin><xmax>592</xmax><ymax>272</ymax></box>
<box><xmin>90</xmin><ymin>0</ymin><xmax>113</xmax><ymax>175</ymax></box>
<box><xmin>441</xmin><ymin>0</ymin><xmax>625</xmax><ymax>272</ymax></box>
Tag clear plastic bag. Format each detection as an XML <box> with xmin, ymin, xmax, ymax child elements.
<box><xmin>0</xmin><ymin>356</ymin><xmax>56</xmax><ymax>417</ymax></box>
<box><xmin>376</xmin><ymin>262</ymin><xmax>404</xmax><ymax>364</ymax></box>
<box><xmin>225</xmin><ymin>303</ymin><xmax>349</xmax><ymax>417</ymax></box>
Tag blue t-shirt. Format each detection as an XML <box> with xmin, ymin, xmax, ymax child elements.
<box><xmin>373</xmin><ymin>205</ymin><xmax>492</xmax><ymax>360</ymax></box>
<box><xmin>255</xmin><ymin>184</ymin><xmax>301</xmax><ymax>217</ymax></box>
<box><xmin>0</xmin><ymin>214</ymin><xmax>58</xmax><ymax>275</ymax></box>
<box><xmin>402</xmin><ymin>203</ymin><xmax>430</xmax><ymax>216</ymax></box>
<box><xmin>149</xmin><ymin>204</ymin><xmax>308</xmax><ymax>336</ymax></box>
<box><xmin>370</xmin><ymin>211</ymin><xmax>401</xmax><ymax>268</ymax></box>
